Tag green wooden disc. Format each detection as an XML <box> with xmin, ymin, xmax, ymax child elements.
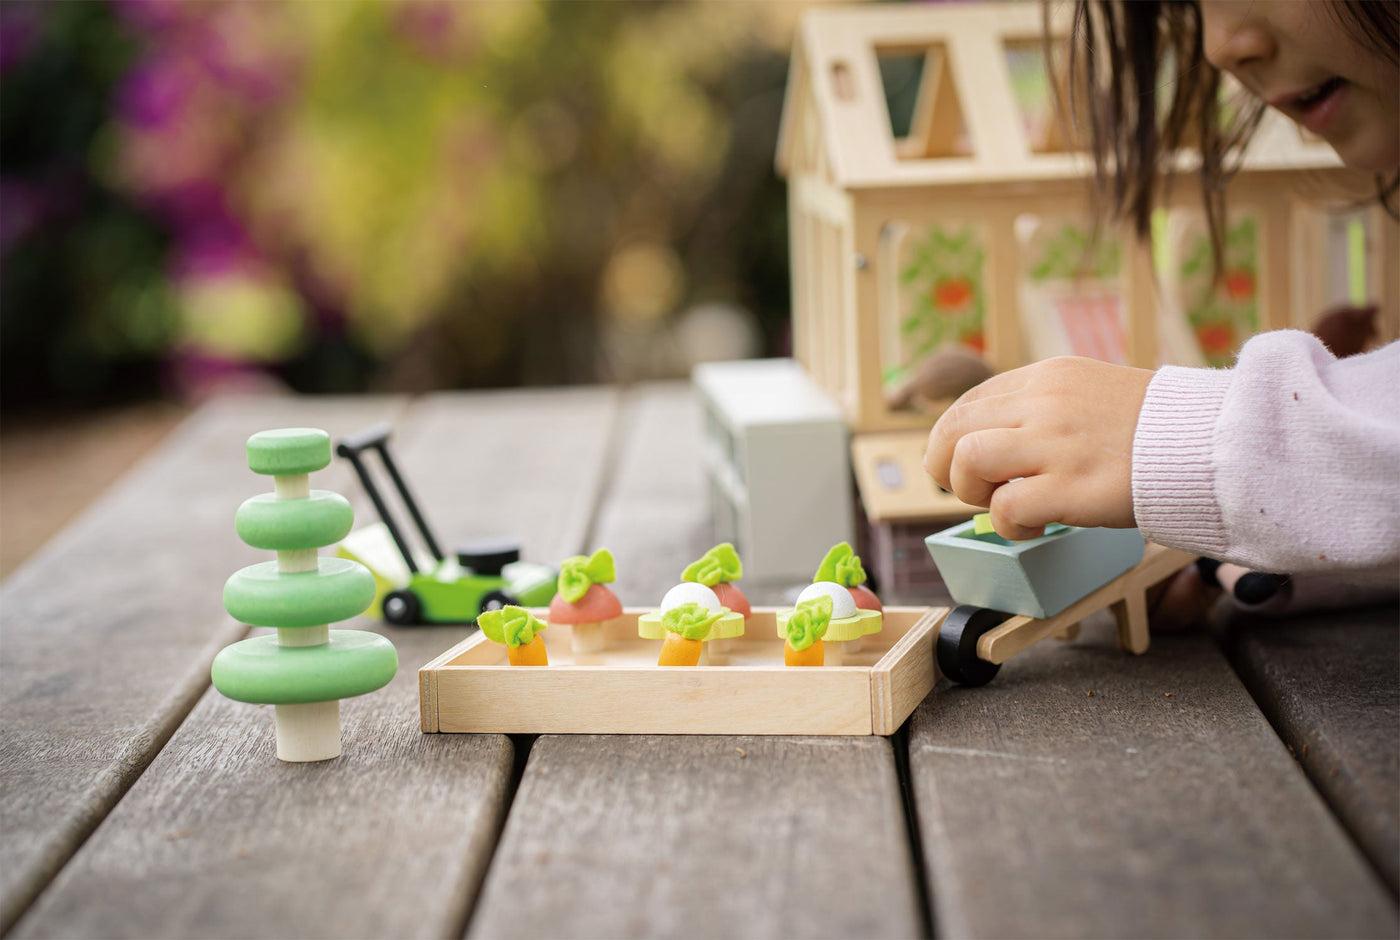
<box><xmin>776</xmin><ymin>608</ymin><xmax>882</xmax><ymax>643</ymax></box>
<box><xmin>637</xmin><ymin>610</ymin><xmax>745</xmax><ymax>641</ymax></box>
<box><xmin>224</xmin><ymin>557</ymin><xmax>376</xmax><ymax>628</ymax></box>
<box><xmin>211</xmin><ymin>629</ymin><xmax>398</xmax><ymax>705</ymax></box>
<box><xmin>246</xmin><ymin>428</ymin><xmax>331</xmax><ymax>476</ymax></box>
<box><xmin>235</xmin><ymin>491</ymin><xmax>355</xmax><ymax>551</ymax></box>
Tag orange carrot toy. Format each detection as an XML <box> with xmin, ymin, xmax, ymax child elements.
<box><xmin>478</xmin><ymin>606</ymin><xmax>549</xmax><ymax>666</ymax></box>
<box><xmin>784</xmin><ymin>595</ymin><xmax>831</xmax><ymax>667</ymax></box>
<box><xmin>657</xmin><ymin>603</ymin><xmax>723</xmax><ymax>667</ymax></box>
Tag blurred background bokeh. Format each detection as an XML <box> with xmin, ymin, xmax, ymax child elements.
<box><xmin>1</xmin><ymin>0</ymin><xmax>820</xmax><ymax>412</ymax></box>
<box><xmin>1</xmin><ymin>0</ymin><xmax>849</xmax><ymax>574</ymax></box>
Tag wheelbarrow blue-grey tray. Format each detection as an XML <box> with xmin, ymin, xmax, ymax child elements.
<box><xmin>924</xmin><ymin>521</ymin><xmax>1146</xmax><ymax>619</ymax></box>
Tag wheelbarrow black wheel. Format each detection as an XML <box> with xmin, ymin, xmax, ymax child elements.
<box><xmin>382</xmin><ymin>590</ymin><xmax>421</xmax><ymax>626</ymax></box>
<box><xmin>937</xmin><ymin>605</ymin><xmax>1008</xmax><ymax>687</ymax></box>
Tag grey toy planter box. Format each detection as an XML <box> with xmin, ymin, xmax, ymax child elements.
<box><xmin>924</xmin><ymin>521</ymin><xmax>1146</xmax><ymax>619</ymax></box>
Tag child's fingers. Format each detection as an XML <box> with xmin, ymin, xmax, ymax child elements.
<box><xmin>987</xmin><ymin>475</ymin><xmax>1065</xmax><ymax>541</ymax></box>
<box><xmin>948</xmin><ymin>365</ymin><xmax>1029</xmax><ymax>404</ymax></box>
<box><xmin>924</xmin><ymin>394</ymin><xmax>1024</xmax><ymax>490</ymax></box>
<box><xmin>948</xmin><ymin>428</ymin><xmax>1041</xmax><ymax>509</ymax></box>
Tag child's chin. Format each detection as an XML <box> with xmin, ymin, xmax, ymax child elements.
<box><xmin>1328</xmin><ymin>128</ymin><xmax>1400</xmax><ymax>175</ymax></box>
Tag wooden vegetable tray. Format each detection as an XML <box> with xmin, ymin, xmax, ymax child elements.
<box><xmin>420</xmin><ymin>606</ymin><xmax>947</xmax><ymax>735</ymax></box>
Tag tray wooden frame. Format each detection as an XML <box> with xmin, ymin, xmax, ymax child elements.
<box><xmin>420</xmin><ymin>606</ymin><xmax>947</xmax><ymax>736</ymax></box>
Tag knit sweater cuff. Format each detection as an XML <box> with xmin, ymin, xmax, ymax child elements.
<box><xmin>1131</xmin><ymin>365</ymin><xmax>1234</xmax><ymax>557</ymax></box>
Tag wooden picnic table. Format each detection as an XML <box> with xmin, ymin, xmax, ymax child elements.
<box><xmin>2</xmin><ymin>385</ymin><xmax>1396</xmax><ymax>939</ymax></box>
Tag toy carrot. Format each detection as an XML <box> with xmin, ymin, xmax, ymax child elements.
<box><xmin>784</xmin><ymin>595</ymin><xmax>832</xmax><ymax>667</ymax></box>
<box><xmin>549</xmin><ymin>548</ymin><xmax>623</xmax><ymax>654</ymax></box>
<box><xmin>681</xmin><ymin>543</ymin><xmax>750</xmax><ymax>617</ymax></box>
<box><xmin>815</xmin><ymin>542</ymin><xmax>882</xmax><ymax>612</ymax></box>
<box><xmin>783</xmin><ymin>544</ymin><xmax>882</xmax><ymax>663</ymax></box>
<box><xmin>478</xmin><ymin>606</ymin><xmax>549</xmax><ymax>666</ymax></box>
<box><xmin>657</xmin><ymin>602</ymin><xmax>722</xmax><ymax>667</ymax></box>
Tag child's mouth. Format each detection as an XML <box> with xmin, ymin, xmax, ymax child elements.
<box><xmin>1289</xmin><ymin>77</ymin><xmax>1347</xmax><ymax>133</ymax></box>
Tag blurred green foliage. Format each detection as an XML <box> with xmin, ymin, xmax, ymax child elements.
<box><xmin>1</xmin><ymin>2</ymin><xmax>178</xmax><ymax>409</ymax></box>
<box><xmin>1</xmin><ymin>0</ymin><xmax>799</xmax><ymax>411</ymax></box>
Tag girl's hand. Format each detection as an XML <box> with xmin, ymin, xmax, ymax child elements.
<box><xmin>923</xmin><ymin>357</ymin><xmax>1154</xmax><ymax>540</ymax></box>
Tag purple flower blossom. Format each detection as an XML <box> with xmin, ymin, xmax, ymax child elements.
<box><xmin>109</xmin><ymin>0</ymin><xmax>188</xmax><ymax>35</ymax></box>
<box><xmin>115</xmin><ymin>54</ymin><xmax>193</xmax><ymax>130</ymax></box>
<box><xmin>152</xmin><ymin>180</ymin><xmax>260</xmax><ymax>280</ymax></box>
<box><xmin>395</xmin><ymin>2</ymin><xmax>470</xmax><ymax>62</ymax></box>
<box><xmin>194</xmin><ymin>11</ymin><xmax>294</xmax><ymax>106</ymax></box>
<box><xmin>0</xmin><ymin>3</ymin><xmax>42</xmax><ymax>76</ymax></box>
<box><xmin>0</xmin><ymin>178</ymin><xmax>44</xmax><ymax>254</ymax></box>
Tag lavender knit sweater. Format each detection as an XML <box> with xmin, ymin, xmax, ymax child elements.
<box><xmin>1132</xmin><ymin>330</ymin><xmax>1400</xmax><ymax>585</ymax></box>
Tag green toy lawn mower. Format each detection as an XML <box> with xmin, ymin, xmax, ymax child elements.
<box><xmin>335</xmin><ymin>425</ymin><xmax>557</xmax><ymax>625</ymax></box>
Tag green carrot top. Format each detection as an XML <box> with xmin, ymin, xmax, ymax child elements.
<box><xmin>478</xmin><ymin>606</ymin><xmax>546</xmax><ymax>649</ymax></box>
<box><xmin>558</xmin><ymin>548</ymin><xmax>617</xmax><ymax>603</ymax></box>
<box><xmin>785</xmin><ymin>595</ymin><xmax>832</xmax><ymax>651</ymax></box>
<box><xmin>814</xmin><ymin>542</ymin><xmax>867</xmax><ymax>588</ymax></box>
<box><xmin>681</xmin><ymin>543</ymin><xmax>743</xmax><ymax>587</ymax></box>
<box><xmin>661</xmin><ymin>602</ymin><xmax>723</xmax><ymax>641</ymax></box>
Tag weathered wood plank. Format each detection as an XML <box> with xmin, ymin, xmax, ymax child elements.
<box><xmin>11</xmin><ymin>387</ymin><xmax>624</xmax><ymax>938</ymax></box>
<box><xmin>468</xmin><ymin>384</ymin><xmax>926</xmax><ymax>939</ymax></box>
<box><xmin>909</xmin><ymin>613</ymin><xmax>1398</xmax><ymax>938</ymax></box>
<box><xmin>467</xmin><ymin>735</ymin><xmax>925</xmax><ymax>939</ymax></box>
<box><xmin>587</xmin><ymin>383</ymin><xmax>716</xmax><ymax>603</ymax></box>
<box><xmin>13</xmin><ymin>656</ymin><xmax>512</xmax><ymax>940</ymax></box>
<box><xmin>386</xmin><ymin>388</ymin><xmax>624</xmax><ymax>566</ymax></box>
<box><xmin>580</xmin><ymin>382</ymin><xmax>811</xmax><ymax>605</ymax></box>
<box><xmin>0</xmin><ymin>394</ymin><xmax>405</xmax><ymax>934</ymax></box>
<box><xmin>1225</xmin><ymin>602</ymin><xmax>1400</xmax><ymax>896</ymax></box>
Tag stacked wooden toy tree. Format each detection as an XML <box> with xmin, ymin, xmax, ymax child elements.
<box><xmin>212</xmin><ymin>428</ymin><xmax>398</xmax><ymax>762</ymax></box>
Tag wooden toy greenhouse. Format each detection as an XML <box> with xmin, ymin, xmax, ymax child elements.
<box><xmin>774</xmin><ymin>2</ymin><xmax>1400</xmax><ymax>592</ymax></box>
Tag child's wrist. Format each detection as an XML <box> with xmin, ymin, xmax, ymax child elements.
<box><xmin>1131</xmin><ymin>365</ymin><xmax>1233</xmax><ymax>556</ymax></box>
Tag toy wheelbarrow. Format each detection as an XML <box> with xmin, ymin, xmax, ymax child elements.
<box><xmin>924</xmin><ymin>520</ymin><xmax>1196</xmax><ymax>686</ymax></box>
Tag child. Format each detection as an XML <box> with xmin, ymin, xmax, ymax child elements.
<box><xmin>924</xmin><ymin>1</ymin><xmax>1400</xmax><ymax>600</ymax></box>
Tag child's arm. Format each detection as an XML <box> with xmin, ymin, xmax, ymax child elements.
<box><xmin>923</xmin><ymin>356</ymin><xmax>1153</xmax><ymax>540</ymax></box>
<box><xmin>1133</xmin><ymin>330</ymin><xmax>1399</xmax><ymax>582</ymax></box>
<box><xmin>926</xmin><ymin>332</ymin><xmax>1400</xmax><ymax>584</ymax></box>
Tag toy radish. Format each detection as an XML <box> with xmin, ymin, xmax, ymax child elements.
<box><xmin>549</xmin><ymin>548</ymin><xmax>623</xmax><ymax>654</ymax></box>
<box><xmin>815</xmin><ymin>542</ymin><xmax>882</xmax><ymax>612</ymax></box>
<box><xmin>681</xmin><ymin>543</ymin><xmax>750</xmax><ymax>617</ymax></box>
